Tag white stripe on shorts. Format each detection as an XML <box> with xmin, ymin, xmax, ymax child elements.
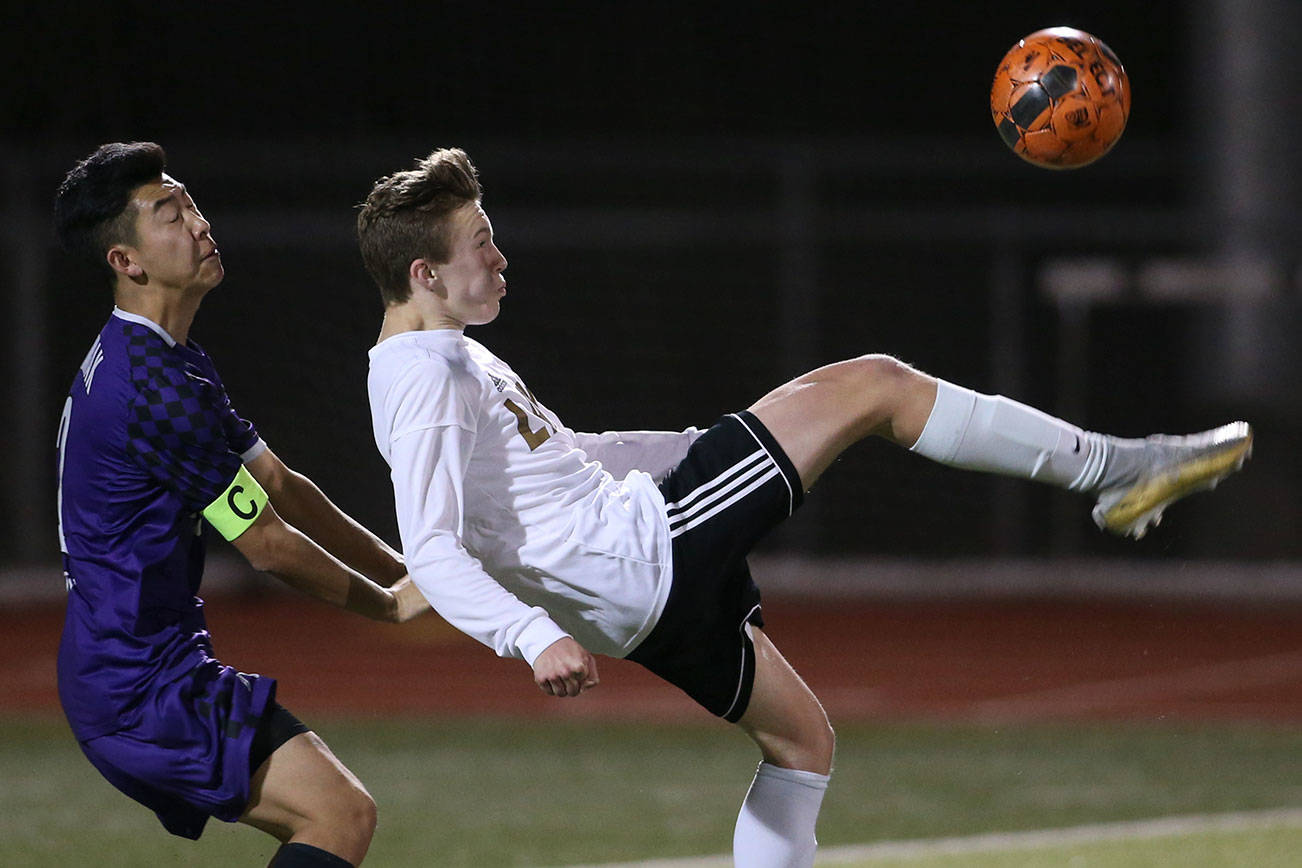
<box><xmin>668</xmin><ymin>465</ymin><xmax>780</xmax><ymax>538</ymax></box>
<box><xmin>665</xmin><ymin>450</ymin><xmax>766</xmax><ymax>515</ymax></box>
<box><xmin>666</xmin><ymin>450</ymin><xmax>769</xmax><ymax>528</ymax></box>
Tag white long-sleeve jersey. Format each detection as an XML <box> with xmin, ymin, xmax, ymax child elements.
<box><xmin>367</xmin><ymin>329</ymin><xmax>699</xmax><ymax>665</ymax></box>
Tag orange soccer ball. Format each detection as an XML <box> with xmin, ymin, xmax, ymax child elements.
<box><xmin>990</xmin><ymin>27</ymin><xmax>1131</xmax><ymax>169</ymax></box>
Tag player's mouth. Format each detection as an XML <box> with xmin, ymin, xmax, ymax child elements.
<box><xmin>201</xmin><ymin>248</ymin><xmax>220</xmax><ymax>261</ymax></box>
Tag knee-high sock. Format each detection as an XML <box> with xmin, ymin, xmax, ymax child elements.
<box><xmin>267</xmin><ymin>843</ymin><xmax>354</xmax><ymax>868</ymax></box>
<box><xmin>909</xmin><ymin>379</ymin><xmax>1122</xmax><ymax>492</ymax></box>
<box><xmin>733</xmin><ymin>762</ymin><xmax>830</xmax><ymax>868</ymax></box>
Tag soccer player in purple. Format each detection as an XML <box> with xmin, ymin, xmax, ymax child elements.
<box><xmin>53</xmin><ymin>142</ymin><xmax>428</xmax><ymax>867</ymax></box>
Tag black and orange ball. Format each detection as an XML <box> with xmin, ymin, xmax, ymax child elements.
<box><xmin>990</xmin><ymin>27</ymin><xmax>1131</xmax><ymax>169</ymax></box>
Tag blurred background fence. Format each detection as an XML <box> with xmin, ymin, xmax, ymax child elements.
<box><xmin>3</xmin><ymin>0</ymin><xmax>1300</xmax><ymax>599</ymax></box>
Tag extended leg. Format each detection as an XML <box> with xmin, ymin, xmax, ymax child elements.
<box><xmin>241</xmin><ymin>732</ymin><xmax>378</xmax><ymax>866</ymax></box>
<box><xmin>748</xmin><ymin>354</ymin><xmax>1252</xmax><ymax>538</ymax></box>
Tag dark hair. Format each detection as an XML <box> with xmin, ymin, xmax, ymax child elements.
<box><xmin>54</xmin><ymin>142</ymin><xmax>167</xmax><ymax>276</ymax></box>
<box><xmin>356</xmin><ymin>148</ymin><xmax>482</xmax><ymax>305</ymax></box>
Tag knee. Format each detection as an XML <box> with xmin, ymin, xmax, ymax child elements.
<box><xmin>349</xmin><ymin>787</ymin><xmax>379</xmax><ymax>841</ymax></box>
<box><xmin>803</xmin><ymin>718</ymin><xmax>837</xmax><ymax>775</ymax></box>
<box><xmin>826</xmin><ymin>354</ymin><xmax>922</xmax><ymax>435</ymax></box>
<box><xmin>331</xmin><ymin>784</ymin><xmax>378</xmax><ymax>852</ymax></box>
<box><xmin>838</xmin><ymin>354</ymin><xmax>915</xmax><ymax>392</ymax></box>
<box><xmin>768</xmin><ymin>715</ymin><xmax>837</xmax><ymax>776</ymax></box>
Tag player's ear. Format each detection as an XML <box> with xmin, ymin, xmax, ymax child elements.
<box><xmin>106</xmin><ymin>245</ymin><xmax>145</xmax><ymax>280</ymax></box>
<box><xmin>410</xmin><ymin>259</ymin><xmax>442</xmax><ymax>296</ymax></box>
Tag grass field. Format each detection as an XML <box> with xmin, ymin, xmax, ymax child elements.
<box><xmin>817</xmin><ymin>823</ymin><xmax>1302</xmax><ymax>867</ymax></box>
<box><xmin>2</xmin><ymin>715</ymin><xmax>1299</xmax><ymax>866</ymax></box>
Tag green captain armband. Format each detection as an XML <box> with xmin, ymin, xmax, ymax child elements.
<box><xmin>203</xmin><ymin>465</ymin><xmax>269</xmax><ymax>541</ymax></box>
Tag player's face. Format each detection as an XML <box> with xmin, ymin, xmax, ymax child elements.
<box><xmin>118</xmin><ymin>174</ymin><xmax>222</xmax><ymax>293</ymax></box>
<box><xmin>435</xmin><ymin>203</ymin><xmax>508</xmax><ymax>327</ymax></box>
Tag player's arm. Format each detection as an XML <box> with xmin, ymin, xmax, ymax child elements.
<box><xmin>204</xmin><ymin>465</ymin><xmax>426</xmax><ymax>622</ymax></box>
<box><xmin>572</xmin><ymin>427</ymin><xmax>702</xmax><ymax>481</ymax></box>
<box><xmin>390</xmin><ymin>422</ymin><xmax>584</xmax><ymax>678</ymax></box>
<box><xmin>378</xmin><ymin>355</ymin><xmax>595</xmax><ymax>694</ymax></box>
<box><xmin>245</xmin><ymin>447</ymin><xmax>406</xmax><ymax>587</ymax></box>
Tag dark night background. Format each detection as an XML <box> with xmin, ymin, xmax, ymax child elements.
<box><xmin>3</xmin><ymin>1</ymin><xmax>1299</xmax><ymax>575</ymax></box>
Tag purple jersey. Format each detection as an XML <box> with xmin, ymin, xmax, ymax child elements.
<box><xmin>56</xmin><ymin>309</ymin><xmax>267</xmax><ymax>741</ymax></box>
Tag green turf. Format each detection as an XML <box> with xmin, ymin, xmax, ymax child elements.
<box><xmin>840</xmin><ymin>824</ymin><xmax>1302</xmax><ymax>867</ymax></box>
<box><xmin>1</xmin><ymin>715</ymin><xmax>1299</xmax><ymax>866</ymax></box>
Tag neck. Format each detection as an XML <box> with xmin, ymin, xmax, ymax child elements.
<box><xmin>113</xmin><ymin>284</ymin><xmax>205</xmax><ymax>345</ymax></box>
<box><xmin>376</xmin><ymin>302</ymin><xmax>464</xmax><ymax>343</ymax></box>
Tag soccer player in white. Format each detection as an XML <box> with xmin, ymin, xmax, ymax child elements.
<box><xmin>360</xmin><ymin>148</ymin><xmax>1252</xmax><ymax>868</ymax></box>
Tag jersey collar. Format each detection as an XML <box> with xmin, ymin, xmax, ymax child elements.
<box><xmin>112</xmin><ymin>307</ymin><xmax>178</xmax><ymax>347</ymax></box>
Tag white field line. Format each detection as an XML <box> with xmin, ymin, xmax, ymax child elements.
<box><xmin>560</xmin><ymin>807</ymin><xmax>1302</xmax><ymax>867</ymax></box>
<box><xmin>966</xmin><ymin>649</ymin><xmax>1302</xmax><ymax>720</ymax></box>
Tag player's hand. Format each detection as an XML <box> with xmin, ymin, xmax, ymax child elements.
<box><xmin>532</xmin><ymin>637</ymin><xmax>599</xmax><ymax>697</ymax></box>
<box><xmin>388</xmin><ymin>575</ymin><xmax>430</xmax><ymax>623</ymax></box>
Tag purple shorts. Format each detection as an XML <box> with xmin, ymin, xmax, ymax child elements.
<box><xmin>77</xmin><ymin>662</ymin><xmax>276</xmax><ymax>839</ymax></box>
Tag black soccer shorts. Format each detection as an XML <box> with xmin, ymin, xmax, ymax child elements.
<box><xmin>627</xmin><ymin>410</ymin><xmax>804</xmax><ymax>722</ymax></box>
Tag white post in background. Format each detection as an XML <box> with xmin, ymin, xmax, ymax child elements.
<box><xmin>1193</xmin><ymin>0</ymin><xmax>1300</xmax><ymax>405</ymax></box>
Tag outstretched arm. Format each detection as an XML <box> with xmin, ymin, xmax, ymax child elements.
<box><xmin>229</xmin><ymin>503</ymin><xmax>426</xmax><ymax>622</ymax></box>
<box><xmin>246</xmin><ymin>447</ymin><xmax>406</xmax><ymax>587</ymax></box>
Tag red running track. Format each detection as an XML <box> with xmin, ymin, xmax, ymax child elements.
<box><xmin>5</xmin><ymin>592</ymin><xmax>1302</xmax><ymax>723</ymax></box>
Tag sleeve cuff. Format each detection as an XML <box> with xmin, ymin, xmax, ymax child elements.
<box><xmin>241</xmin><ymin>438</ymin><xmax>268</xmax><ymax>464</ymax></box>
<box><xmin>516</xmin><ymin>616</ymin><xmax>572</xmax><ymax>667</ymax></box>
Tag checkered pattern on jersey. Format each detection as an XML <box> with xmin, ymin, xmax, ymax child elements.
<box><xmin>122</xmin><ymin>323</ymin><xmax>258</xmax><ymax>513</ymax></box>
<box><xmin>186</xmin><ymin>338</ymin><xmax>259</xmax><ymax>456</ymax></box>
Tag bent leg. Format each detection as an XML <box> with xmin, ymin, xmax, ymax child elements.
<box><xmin>240</xmin><ymin>732</ymin><xmax>377</xmax><ymax>866</ymax></box>
<box><xmin>737</xmin><ymin>626</ymin><xmax>835</xmax><ymax>773</ymax></box>
<box><xmin>733</xmin><ymin>627</ymin><xmax>833</xmax><ymax>868</ymax></box>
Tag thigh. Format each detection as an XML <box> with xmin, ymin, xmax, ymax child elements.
<box><xmin>736</xmin><ymin>627</ymin><xmax>835</xmax><ymax>775</ymax></box>
<box><xmin>239</xmin><ymin>731</ymin><xmax>371</xmax><ymax>840</ymax></box>
<box><xmin>748</xmin><ymin>356</ymin><xmax>937</xmax><ymax>489</ymax></box>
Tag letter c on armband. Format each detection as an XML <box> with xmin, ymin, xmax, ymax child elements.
<box><xmin>203</xmin><ymin>465</ymin><xmax>269</xmax><ymax>541</ymax></box>
<box><xmin>227</xmin><ymin>484</ymin><xmax>257</xmax><ymax>519</ymax></box>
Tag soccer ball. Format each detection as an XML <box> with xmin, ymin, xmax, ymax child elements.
<box><xmin>990</xmin><ymin>27</ymin><xmax>1131</xmax><ymax>169</ymax></box>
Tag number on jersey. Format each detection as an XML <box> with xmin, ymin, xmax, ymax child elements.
<box><xmin>503</xmin><ymin>379</ymin><xmax>554</xmax><ymax>450</ymax></box>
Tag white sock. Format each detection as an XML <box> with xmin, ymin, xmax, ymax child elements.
<box><xmin>910</xmin><ymin>380</ymin><xmax>1109</xmax><ymax>492</ymax></box>
<box><xmin>733</xmin><ymin>762</ymin><xmax>830</xmax><ymax>868</ymax></box>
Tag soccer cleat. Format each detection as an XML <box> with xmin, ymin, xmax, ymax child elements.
<box><xmin>1092</xmin><ymin>421</ymin><xmax>1253</xmax><ymax>539</ymax></box>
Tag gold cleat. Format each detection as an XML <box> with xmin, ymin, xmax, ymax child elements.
<box><xmin>1092</xmin><ymin>421</ymin><xmax>1253</xmax><ymax>539</ymax></box>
